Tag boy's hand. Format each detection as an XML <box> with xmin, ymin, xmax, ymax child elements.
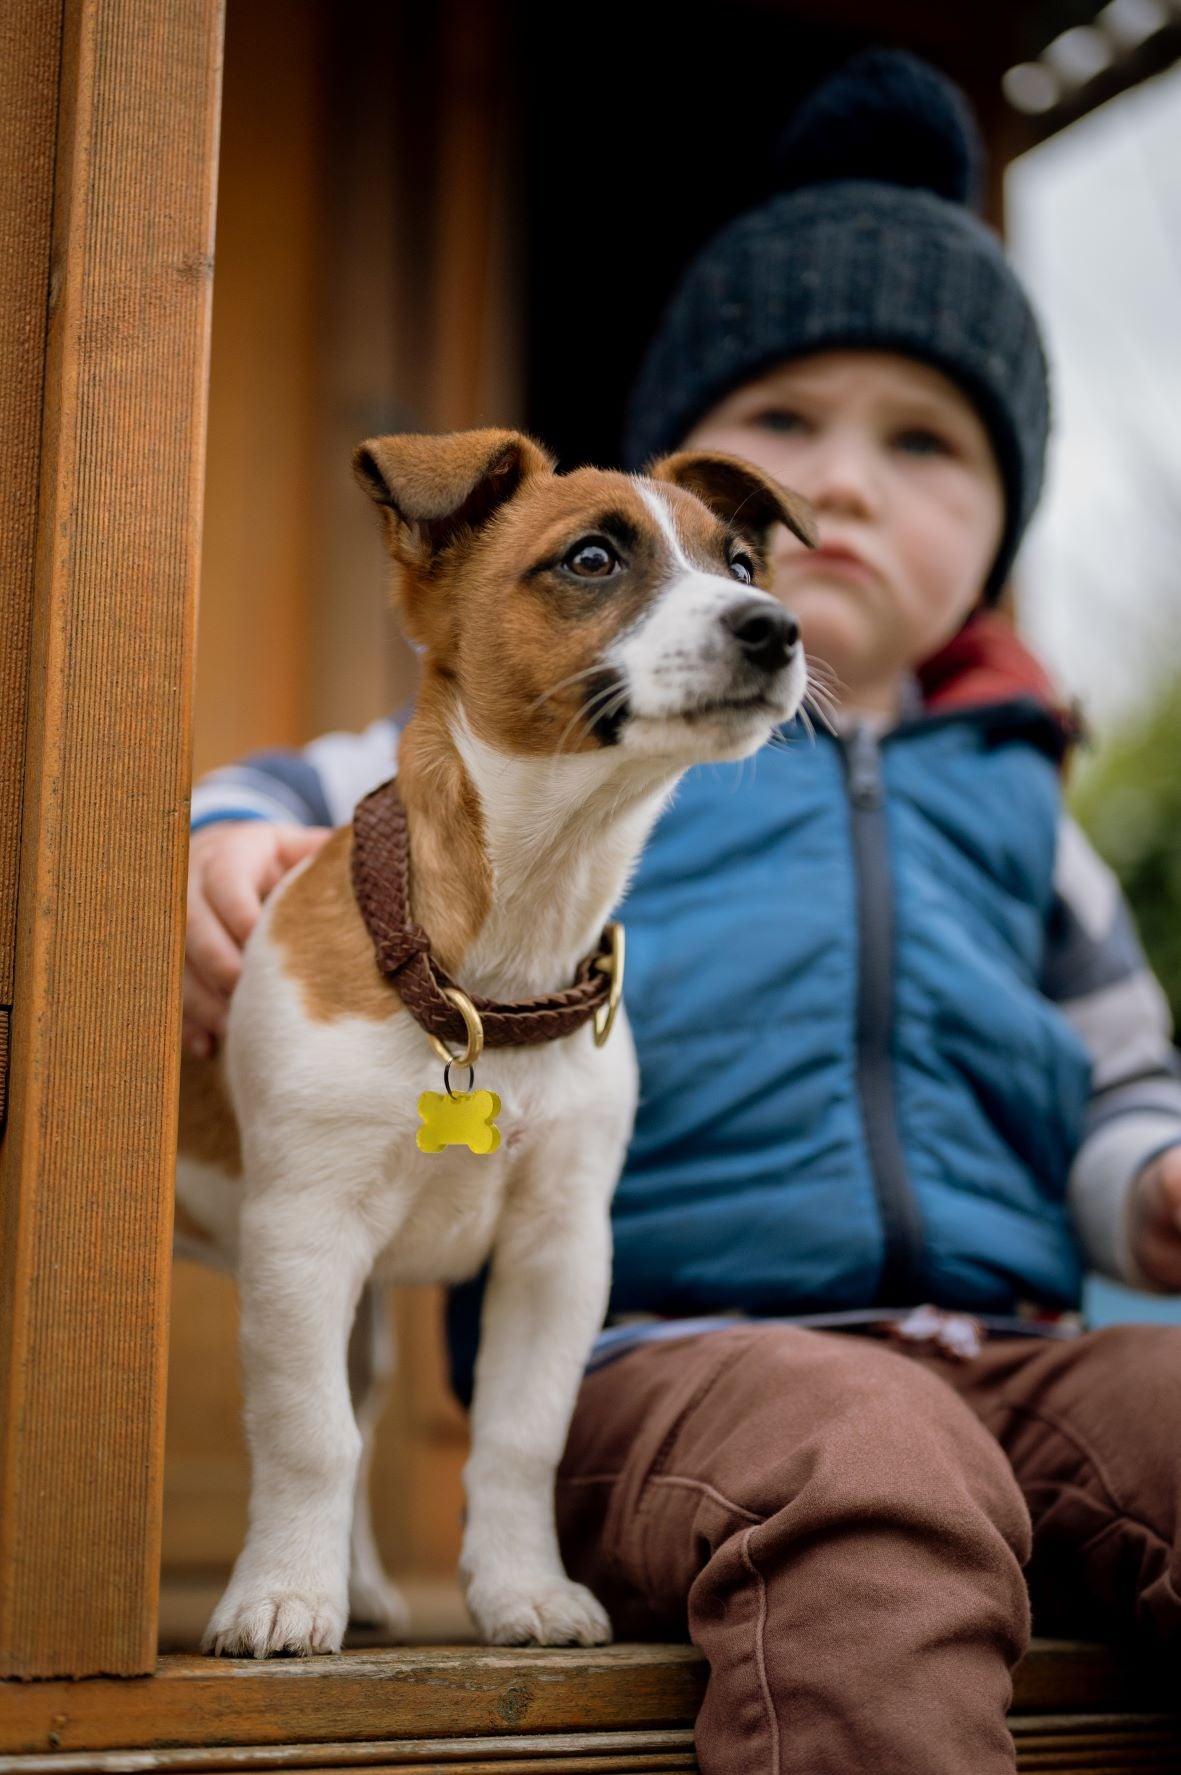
<box><xmin>184</xmin><ymin>821</ymin><xmax>332</xmax><ymax>1057</ymax></box>
<box><xmin>1129</xmin><ymin>1147</ymin><xmax>1181</xmax><ymax>1291</ymax></box>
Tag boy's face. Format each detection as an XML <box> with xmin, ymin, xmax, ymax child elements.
<box><xmin>680</xmin><ymin>350</ymin><xmax>1005</xmax><ymax>703</ymax></box>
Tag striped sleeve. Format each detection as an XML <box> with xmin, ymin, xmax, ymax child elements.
<box><xmin>1047</xmin><ymin>814</ymin><xmax>1181</xmax><ymax>1287</ymax></box>
<box><xmin>190</xmin><ymin>713</ymin><xmax>403</xmax><ymax>833</ymax></box>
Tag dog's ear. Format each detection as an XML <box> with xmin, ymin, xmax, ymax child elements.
<box><xmin>353</xmin><ymin>429</ymin><xmax>555</xmax><ymax>568</ymax></box>
<box><xmin>649</xmin><ymin>451</ymin><xmax>818</xmax><ymax>561</ymax></box>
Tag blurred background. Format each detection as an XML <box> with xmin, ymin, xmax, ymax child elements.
<box><xmin>169</xmin><ymin>0</ymin><xmax>1181</xmax><ymax>1642</ymax></box>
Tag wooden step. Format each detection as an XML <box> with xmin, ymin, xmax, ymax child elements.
<box><xmin>1</xmin><ymin>1637</ymin><xmax>1177</xmax><ymax>1774</ymax></box>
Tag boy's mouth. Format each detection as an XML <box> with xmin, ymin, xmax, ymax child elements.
<box><xmin>798</xmin><ymin>541</ymin><xmax>880</xmax><ymax>583</ymax></box>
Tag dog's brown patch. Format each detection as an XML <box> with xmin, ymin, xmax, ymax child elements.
<box><xmin>177</xmin><ymin>1050</ymin><xmax>242</xmax><ymax>1175</ymax></box>
<box><xmin>269</xmin><ymin>827</ymin><xmax>400</xmax><ymax>1024</ymax></box>
<box><xmin>269</xmin><ymin>681</ymin><xmax>492</xmax><ymax>1024</ymax></box>
<box><xmin>453</xmin><ymin>471</ymin><xmax>694</xmax><ymax>757</ymax></box>
<box><xmin>651</xmin><ymin>451</ymin><xmax>818</xmax><ymax>556</ymax></box>
<box><xmin>393</xmin><ymin>673</ymin><xmax>493</xmax><ymax>969</ymax></box>
<box><xmin>652</xmin><ymin>479</ymin><xmax>758</xmax><ymax>575</ymax></box>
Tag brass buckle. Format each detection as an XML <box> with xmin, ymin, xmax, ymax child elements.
<box><xmin>428</xmin><ymin>985</ymin><xmax>485</xmax><ymax>1068</ymax></box>
<box><xmin>591</xmin><ymin>922</ymin><xmax>625</xmax><ymax>1049</ymax></box>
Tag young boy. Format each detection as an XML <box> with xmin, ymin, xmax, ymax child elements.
<box><xmin>185</xmin><ymin>51</ymin><xmax>1181</xmax><ymax>1775</ymax></box>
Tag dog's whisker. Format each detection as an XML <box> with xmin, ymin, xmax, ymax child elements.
<box><xmin>805</xmin><ymin>668</ymin><xmax>841</xmax><ymax>704</ymax></box>
<box><xmin>805</xmin><ymin>660</ymin><xmax>845</xmax><ymax>705</ymax></box>
<box><xmin>553</xmin><ymin>688</ymin><xmax>615</xmax><ymax>755</ymax></box>
<box><xmin>803</xmin><ymin>689</ymin><xmax>838</xmax><ymax>737</ymax></box>
<box><xmin>553</xmin><ymin>681</ymin><xmax>630</xmax><ymax>756</ymax></box>
<box><xmin>526</xmin><ymin>663</ymin><xmax>612</xmax><ymax>716</ymax></box>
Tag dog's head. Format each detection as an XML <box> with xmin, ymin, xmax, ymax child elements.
<box><xmin>354</xmin><ymin>428</ymin><xmax>816</xmax><ymax>763</ymax></box>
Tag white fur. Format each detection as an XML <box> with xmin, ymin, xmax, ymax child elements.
<box><xmin>620</xmin><ymin>487</ymin><xmax>808</xmax><ymax>755</ymax></box>
<box><xmin>184</xmin><ymin>478</ymin><xmax>808</xmax><ymax>1659</ymax></box>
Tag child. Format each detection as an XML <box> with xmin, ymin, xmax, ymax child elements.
<box><xmin>186</xmin><ymin>51</ymin><xmax>1181</xmax><ymax>1775</ymax></box>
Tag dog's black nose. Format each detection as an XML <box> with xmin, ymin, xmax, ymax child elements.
<box><xmin>721</xmin><ymin>600</ymin><xmax>799</xmax><ymax>673</ymax></box>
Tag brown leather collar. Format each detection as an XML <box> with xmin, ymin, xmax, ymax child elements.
<box><xmin>350</xmin><ymin>776</ymin><xmax>617</xmax><ymax>1051</ymax></box>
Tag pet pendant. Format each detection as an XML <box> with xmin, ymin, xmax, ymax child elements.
<box><xmin>417</xmin><ymin>1064</ymin><xmax>502</xmax><ymax>1156</ymax></box>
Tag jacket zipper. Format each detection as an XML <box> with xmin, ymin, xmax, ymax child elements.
<box><xmin>841</xmin><ymin>723</ymin><xmax>926</xmax><ymax>1303</ymax></box>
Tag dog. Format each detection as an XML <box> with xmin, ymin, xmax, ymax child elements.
<box><xmin>175</xmin><ymin>428</ymin><xmax>815</xmax><ymax>1657</ymax></box>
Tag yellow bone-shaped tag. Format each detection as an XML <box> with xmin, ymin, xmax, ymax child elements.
<box><xmin>416</xmin><ymin>1089</ymin><xmax>502</xmax><ymax>1156</ymax></box>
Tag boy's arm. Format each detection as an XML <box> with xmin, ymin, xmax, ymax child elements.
<box><xmin>184</xmin><ymin>714</ymin><xmax>404</xmax><ymax>1055</ymax></box>
<box><xmin>190</xmin><ymin>713</ymin><xmax>404</xmax><ymax>833</ymax></box>
<box><xmin>1046</xmin><ymin>814</ymin><xmax>1181</xmax><ymax>1287</ymax></box>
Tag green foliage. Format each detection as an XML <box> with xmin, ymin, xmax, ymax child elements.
<box><xmin>1070</xmin><ymin>679</ymin><xmax>1181</xmax><ymax>1030</ymax></box>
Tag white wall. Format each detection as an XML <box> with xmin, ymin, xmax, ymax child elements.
<box><xmin>1007</xmin><ymin>62</ymin><xmax>1181</xmax><ymax>740</ymax></box>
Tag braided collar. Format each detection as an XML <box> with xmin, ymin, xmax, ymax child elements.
<box><xmin>350</xmin><ymin>776</ymin><xmax>617</xmax><ymax>1051</ymax></box>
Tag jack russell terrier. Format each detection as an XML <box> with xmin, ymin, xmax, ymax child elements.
<box><xmin>175</xmin><ymin>427</ymin><xmax>815</xmax><ymax>1657</ymax></box>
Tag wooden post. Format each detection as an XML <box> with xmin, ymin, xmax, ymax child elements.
<box><xmin>0</xmin><ymin>0</ymin><xmax>224</xmax><ymax>1677</ymax></box>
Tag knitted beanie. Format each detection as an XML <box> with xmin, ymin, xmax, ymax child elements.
<box><xmin>621</xmin><ymin>49</ymin><xmax>1050</xmax><ymax>600</ymax></box>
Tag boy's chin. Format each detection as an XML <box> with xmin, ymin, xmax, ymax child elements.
<box><xmin>799</xmin><ymin>630</ymin><xmax>890</xmax><ymax>695</ymax></box>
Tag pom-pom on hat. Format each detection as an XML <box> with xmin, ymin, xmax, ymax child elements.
<box><xmin>774</xmin><ymin>47</ymin><xmax>983</xmax><ymax>204</ymax></box>
<box><xmin>621</xmin><ymin>49</ymin><xmax>1050</xmax><ymax>601</ymax></box>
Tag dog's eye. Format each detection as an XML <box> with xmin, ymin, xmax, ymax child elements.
<box><xmin>729</xmin><ymin>553</ymin><xmax>755</xmax><ymax>585</ymax></box>
<box><xmin>564</xmin><ymin>538</ymin><xmax>619</xmax><ymax>578</ymax></box>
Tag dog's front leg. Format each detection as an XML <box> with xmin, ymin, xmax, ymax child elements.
<box><xmin>461</xmin><ymin>1146</ymin><xmax>618</xmax><ymax>1647</ymax></box>
<box><xmin>346</xmin><ymin>1282</ymin><xmax>410</xmax><ymax>1638</ymax></box>
<box><xmin>203</xmin><ymin>1188</ymin><xmax>380</xmax><ymax>1658</ymax></box>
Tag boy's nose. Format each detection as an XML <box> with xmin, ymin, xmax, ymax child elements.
<box><xmin>721</xmin><ymin>600</ymin><xmax>800</xmax><ymax>672</ymax></box>
<box><xmin>799</xmin><ymin>430</ymin><xmax>883</xmax><ymax>521</ymax></box>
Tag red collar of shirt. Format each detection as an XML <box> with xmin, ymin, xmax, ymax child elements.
<box><xmin>916</xmin><ymin>613</ymin><xmax>1083</xmax><ymax>757</ymax></box>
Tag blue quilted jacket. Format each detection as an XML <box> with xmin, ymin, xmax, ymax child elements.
<box><xmin>446</xmin><ymin>696</ymin><xmax>1094</xmax><ymax>1396</ymax></box>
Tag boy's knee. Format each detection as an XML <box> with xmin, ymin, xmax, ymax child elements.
<box><xmin>706</xmin><ymin>1328</ymin><xmax>1031</xmax><ymax>1563</ymax></box>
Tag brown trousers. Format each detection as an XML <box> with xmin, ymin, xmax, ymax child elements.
<box><xmin>555</xmin><ymin>1322</ymin><xmax>1181</xmax><ymax>1775</ymax></box>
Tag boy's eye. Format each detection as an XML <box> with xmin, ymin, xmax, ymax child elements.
<box><xmin>894</xmin><ymin>427</ymin><xmax>953</xmax><ymax>457</ymax></box>
<box><xmin>753</xmin><ymin>408</ymin><xmax>806</xmax><ymax>435</ymax></box>
<box><xmin>728</xmin><ymin>552</ymin><xmax>755</xmax><ymax>585</ymax></box>
<box><xmin>563</xmin><ymin>538</ymin><xmax>620</xmax><ymax>578</ymax></box>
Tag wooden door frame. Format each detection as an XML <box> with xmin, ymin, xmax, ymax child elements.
<box><xmin>0</xmin><ymin>0</ymin><xmax>225</xmax><ymax>1678</ymax></box>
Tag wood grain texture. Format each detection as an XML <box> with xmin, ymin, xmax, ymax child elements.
<box><xmin>0</xmin><ymin>1727</ymin><xmax>697</xmax><ymax>1773</ymax></box>
<box><xmin>0</xmin><ymin>1749</ymin><xmax>696</xmax><ymax>1775</ymax></box>
<box><xmin>0</xmin><ymin>1646</ymin><xmax>707</xmax><ymax>1754</ymax></box>
<box><xmin>190</xmin><ymin>0</ymin><xmax>323</xmax><ymax>781</ymax></box>
<box><xmin>0</xmin><ymin>1644</ymin><xmax>1179</xmax><ymax>1772</ymax></box>
<box><xmin>3</xmin><ymin>1718</ymin><xmax>1181</xmax><ymax>1775</ymax></box>
<box><xmin>0</xmin><ymin>0</ymin><xmax>63</xmax><ymax>1012</ymax></box>
<box><xmin>1009</xmin><ymin>1713</ymin><xmax>1181</xmax><ymax>1772</ymax></box>
<box><xmin>0</xmin><ymin>0</ymin><xmax>224</xmax><ymax>1677</ymax></box>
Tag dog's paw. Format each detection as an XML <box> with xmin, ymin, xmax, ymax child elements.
<box><xmin>348</xmin><ymin>1567</ymin><xmax>411</xmax><ymax>1639</ymax></box>
<box><xmin>466</xmin><ymin>1574</ymin><xmax>612</xmax><ymax>1647</ymax></box>
<box><xmin>201</xmin><ymin>1586</ymin><xmax>346</xmax><ymax>1658</ymax></box>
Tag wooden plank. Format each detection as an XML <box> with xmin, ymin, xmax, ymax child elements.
<box><xmin>0</xmin><ymin>1753</ymin><xmax>695</xmax><ymax>1775</ymax></box>
<box><xmin>1010</xmin><ymin>1713</ymin><xmax>1181</xmax><ymax>1772</ymax></box>
<box><xmin>1012</xmin><ymin>1639</ymin><xmax>1167</xmax><ymax>1714</ymax></box>
<box><xmin>0</xmin><ymin>0</ymin><xmax>63</xmax><ymax>1053</ymax></box>
<box><xmin>304</xmin><ymin>0</ymin><xmax>417</xmax><ymax>746</ymax></box>
<box><xmin>2</xmin><ymin>1639</ymin><xmax>1175</xmax><ymax>1758</ymax></box>
<box><xmin>0</xmin><ymin>0</ymin><xmax>224</xmax><ymax>1677</ymax></box>
<box><xmin>0</xmin><ymin>1726</ymin><xmax>698</xmax><ymax>1773</ymax></box>
<box><xmin>3</xmin><ymin>1713</ymin><xmax>1180</xmax><ymax>1775</ymax></box>
<box><xmin>0</xmin><ymin>1647</ymin><xmax>707</xmax><ymax>1755</ymax></box>
<box><xmin>190</xmin><ymin>0</ymin><xmax>322</xmax><ymax>782</ymax></box>
<box><xmin>0</xmin><ymin>1642</ymin><xmax>1177</xmax><ymax>1770</ymax></box>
